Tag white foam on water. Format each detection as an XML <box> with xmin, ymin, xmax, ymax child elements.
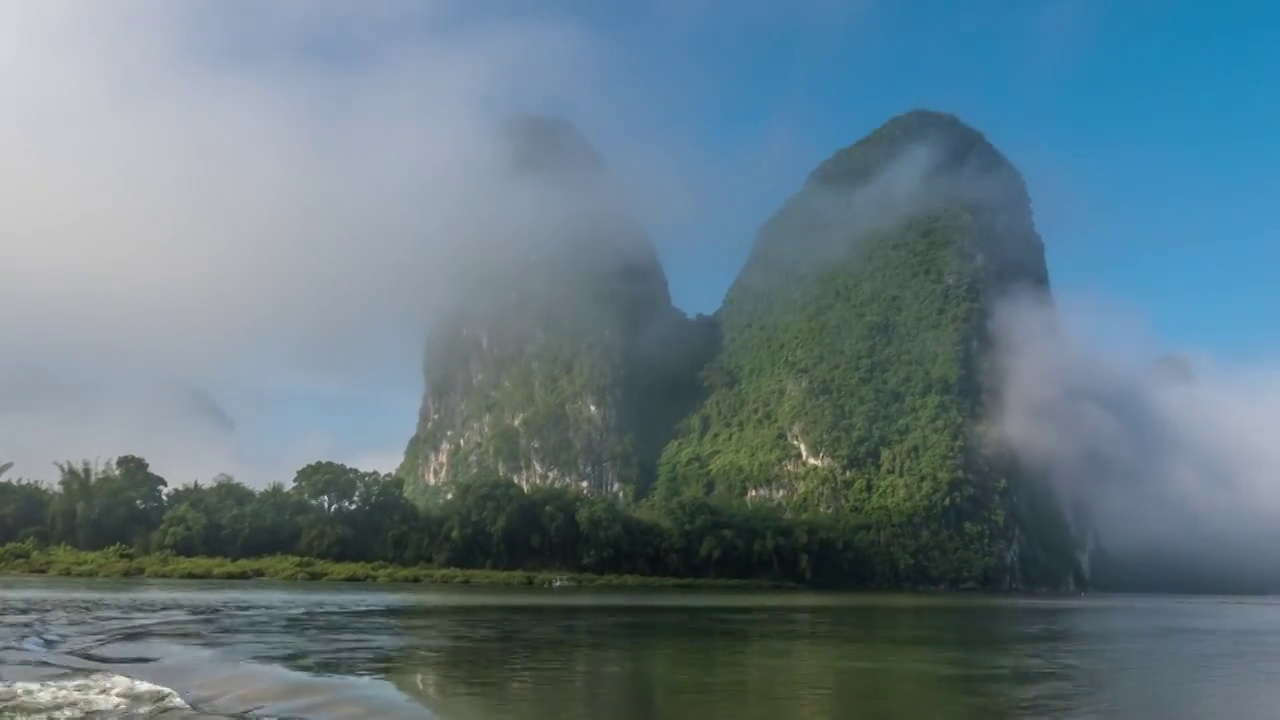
<box><xmin>0</xmin><ymin>672</ymin><xmax>189</xmax><ymax>718</ymax></box>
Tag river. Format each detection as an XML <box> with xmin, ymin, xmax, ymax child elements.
<box><xmin>1</xmin><ymin>578</ymin><xmax>1278</xmax><ymax>718</ymax></box>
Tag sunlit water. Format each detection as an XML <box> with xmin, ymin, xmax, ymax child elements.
<box><xmin>2</xmin><ymin>578</ymin><xmax>1279</xmax><ymax>718</ymax></box>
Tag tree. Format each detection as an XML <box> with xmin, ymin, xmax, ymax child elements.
<box><xmin>0</xmin><ymin>475</ymin><xmax>52</xmax><ymax>544</ymax></box>
<box><xmin>49</xmin><ymin>459</ymin><xmax>105</xmax><ymax>549</ymax></box>
<box><xmin>291</xmin><ymin>461</ymin><xmax>359</xmax><ymax>515</ymax></box>
<box><xmin>156</xmin><ymin>503</ymin><xmax>209</xmax><ymax>556</ymax></box>
<box><xmin>435</xmin><ymin>472</ymin><xmax>536</xmax><ymax>570</ymax></box>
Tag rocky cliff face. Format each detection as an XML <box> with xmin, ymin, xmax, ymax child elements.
<box><xmin>656</xmin><ymin>110</ymin><xmax>1079</xmax><ymax>588</ymax></box>
<box><xmin>399</xmin><ymin>117</ymin><xmax>711</xmax><ymax>502</ymax></box>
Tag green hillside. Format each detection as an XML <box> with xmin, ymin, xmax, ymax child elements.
<box><xmin>401</xmin><ymin>109</ymin><xmax>1082</xmax><ymax>589</ymax></box>
<box><xmin>655</xmin><ymin>110</ymin><xmax>1079</xmax><ymax>588</ymax></box>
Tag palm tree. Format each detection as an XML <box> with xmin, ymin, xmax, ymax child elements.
<box><xmin>0</xmin><ymin>461</ymin><xmax>12</xmax><ymax>480</ymax></box>
<box><xmin>50</xmin><ymin>459</ymin><xmax>107</xmax><ymax>548</ymax></box>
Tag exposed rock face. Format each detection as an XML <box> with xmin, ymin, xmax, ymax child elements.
<box><xmin>399</xmin><ymin>116</ymin><xmax>712</xmax><ymax>502</ymax></box>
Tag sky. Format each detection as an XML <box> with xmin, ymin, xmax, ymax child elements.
<box><xmin>2</xmin><ymin>0</ymin><xmax>1279</xmax><ymax>488</ymax></box>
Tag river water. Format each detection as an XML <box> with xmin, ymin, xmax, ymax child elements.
<box><xmin>1</xmin><ymin>579</ymin><xmax>1279</xmax><ymax>719</ymax></box>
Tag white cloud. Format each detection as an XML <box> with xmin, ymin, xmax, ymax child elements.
<box><xmin>993</xmin><ymin>290</ymin><xmax>1280</xmax><ymax>578</ymax></box>
<box><xmin>0</xmin><ymin>1</ymin><xmax>637</xmax><ymax>484</ymax></box>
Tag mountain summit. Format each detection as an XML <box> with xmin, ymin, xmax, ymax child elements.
<box><xmin>398</xmin><ymin>116</ymin><xmax>711</xmax><ymax>502</ymax></box>
<box><xmin>655</xmin><ymin>109</ymin><xmax>1076</xmax><ymax>588</ymax></box>
<box><xmin>401</xmin><ymin>109</ymin><xmax>1080</xmax><ymax>589</ymax></box>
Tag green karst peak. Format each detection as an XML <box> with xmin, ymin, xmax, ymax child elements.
<box><xmin>656</xmin><ymin>109</ymin><xmax>1075</xmax><ymax>588</ymax></box>
<box><xmin>400</xmin><ymin>108</ymin><xmax>1081</xmax><ymax>590</ymax></box>
<box><xmin>398</xmin><ymin>115</ymin><xmax>715</xmax><ymax>504</ymax></box>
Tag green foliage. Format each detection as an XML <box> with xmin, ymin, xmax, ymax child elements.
<box><xmin>0</xmin><ymin>454</ymin><xmax>893</xmax><ymax>589</ymax></box>
<box><xmin>0</xmin><ymin>542</ymin><xmax>786</xmax><ymax>588</ymax></box>
<box><xmin>653</xmin><ymin>109</ymin><xmax>1079</xmax><ymax>589</ymax></box>
<box><xmin>0</xmin><ymin>477</ymin><xmax>52</xmax><ymax>545</ymax></box>
<box><xmin>657</xmin><ymin>211</ymin><xmax>1009</xmax><ymax>584</ymax></box>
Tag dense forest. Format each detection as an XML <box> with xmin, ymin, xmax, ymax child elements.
<box><xmin>0</xmin><ymin>455</ymin><xmax>906</xmax><ymax>588</ymax></box>
<box><xmin>4</xmin><ymin>455</ymin><xmax>1271</xmax><ymax>593</ymax></box>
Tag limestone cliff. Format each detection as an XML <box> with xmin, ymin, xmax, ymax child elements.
<box><xmin>399</xmin><ymin>117</ymin><xmax>712</xmax><ymax>502</ymax></box>
<box><xmin>398</xmin><ymin>109</ymin><xmax>1081</xmax><ymax>589</ymax></box>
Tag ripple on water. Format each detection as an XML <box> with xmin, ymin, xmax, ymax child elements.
<box><xmin>0</xmin><ymin>579</ymin><xmax>436</xmax><ymax>719</ymax></box>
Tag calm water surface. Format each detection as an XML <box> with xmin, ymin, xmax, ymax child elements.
<box><xmin>1</xmin><ymin>578</ymin><xmax>1278</xmax><ymax>719</ymax></box>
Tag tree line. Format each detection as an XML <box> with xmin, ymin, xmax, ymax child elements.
<box><xmin>0</xmin><ymin>454</ymin><xmax>967</xmax><ymax>588</ymax></box>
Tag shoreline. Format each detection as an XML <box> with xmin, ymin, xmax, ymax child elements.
<box><xmin>0</xmin><ymin>545</ymin><xmax>1106</xmax><ymax>595</ymax></box>
<box><xmin>0</xmin><ymin>545</ymin><xmax>796</xmax><ymax>590</ymax></box>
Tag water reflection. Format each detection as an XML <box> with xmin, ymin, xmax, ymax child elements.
<box><xmin>386</xmin><ymin>596</ymin><xmax>1088</xmax><ymax>720</ymax></box>
<box><xmin>6</xmin><ymin>580</ymin><xmax>1280</xmax><ymax>719</ymax></box>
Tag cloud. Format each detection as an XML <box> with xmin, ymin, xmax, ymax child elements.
<box><xmin>992</xmin><ymin>290</ymin><xmax>1280</xmax><ymax>586</ymax></box>
<box><xmin>7</xmin><ymin>2</ymin><xmax>1273</xmax><ymax>595</ymax></box>
<box><xmin>0</xmin><ymin>1</ymin><xmax>673</xmax><ymax>485</ymax></box>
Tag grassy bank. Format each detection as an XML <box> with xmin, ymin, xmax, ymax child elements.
<box><xmin>0</xmin><ymin>543</ymin><xmax>794</xmax><ymax>589</ymax></box>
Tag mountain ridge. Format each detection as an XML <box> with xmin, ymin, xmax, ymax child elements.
<box><xmin>400</xmin><ymin>108</ymin><xmax>1083</xmax><ymax>589</ymax></box>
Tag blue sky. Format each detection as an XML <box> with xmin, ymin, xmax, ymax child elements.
<box><xmin>5</xmin><ymin>1</ymin><xmax>1279</xmax><ymax>483</ymax></box>
<box><xmin>593</xmin><ymin>0</ymin><xmax>1279</xmax><ymax>356</ymax></box>
<box><xmin>273</xmin><ymin>0</ymin><xmax>1280</xmax><ymax>474</ymax></box>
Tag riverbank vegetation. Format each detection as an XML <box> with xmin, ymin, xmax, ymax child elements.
<box><xmin>0</xmin><ymin>542</ymin><xmax>785</xmax><ymax>588</ymax></box>
<box><xmin>0</xmin><ymin>455</ymin><xmax>877</xmax><ymax>588</ymax></box>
